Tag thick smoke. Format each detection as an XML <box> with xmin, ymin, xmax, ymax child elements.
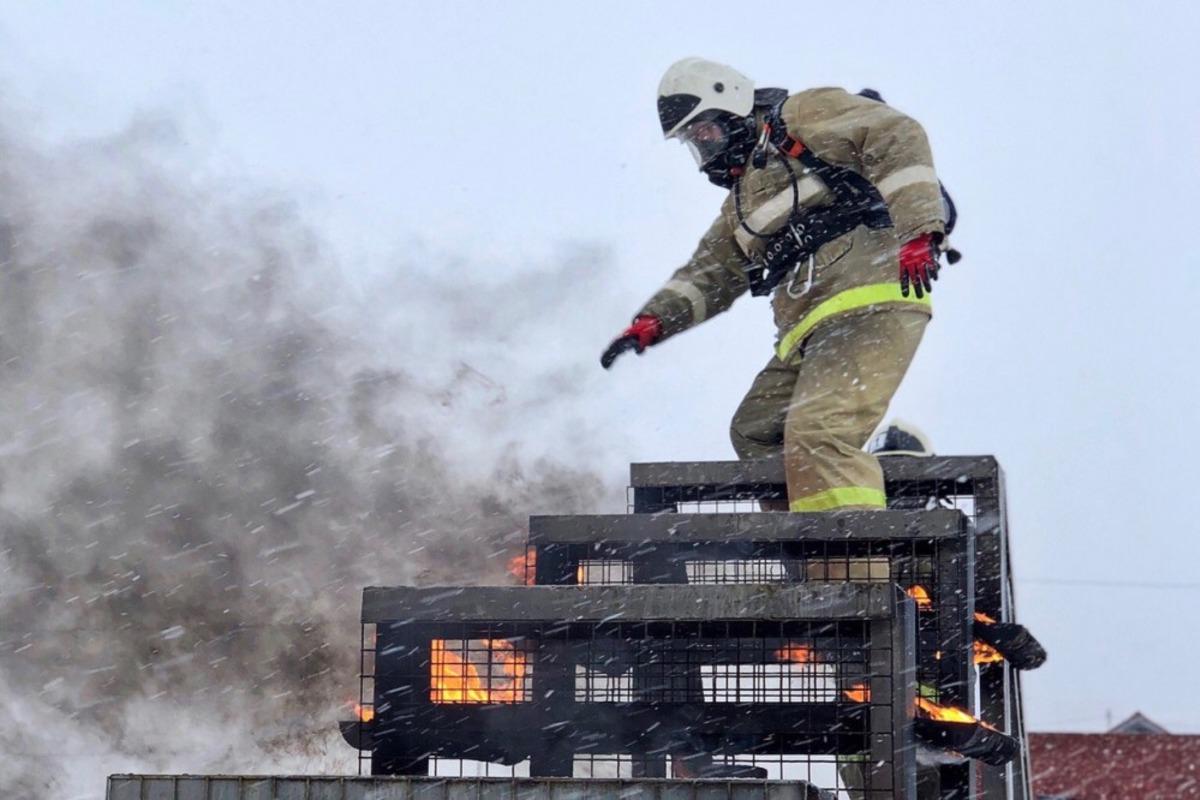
<box><xmin>0</xmin><ymin>114</ymin><xmax>615</xmax><ymax>798</ymax></box>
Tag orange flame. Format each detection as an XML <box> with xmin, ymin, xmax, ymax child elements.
<box><xmin>431</xmin><ymin>639</ymin><xmax>529</xmax><ymax>704</ymax></box>
<box><xmin>973</xmin><ymin>611</ymin><xmax>1003</xmax><ymax>663</ymax></box>
<box><xmin>507</xmin><ymin>548</ymin><xmax>536</xmax><ymax>586</ymax></box>
<box><xmin>906</xmin><ymin>585</ymin><xmax>933</xmax><ymax>610</ymax></box>
<box><xmin>576</xmin><ymin>564</ymin><xmax>586</xmax><ymax>584</ymax></box>
<box><xmin>353</xmin><ymin>702</ymin><xmax>375</xmax><ymax>723</ymax></box>
<box><xmin>844</xmin><ymin>686</ymin><xmax>990</xmax><ymax>728</ymax></box>
<box><xmin>844</xmin><ymin>682</ymin><xmax>871</xmax><ymax>702</ymax></box>
<box><xmin>774</xmin><ymin>643</ymin><xmax>814</xmax><ymax>663</ymax></box>
<box><xmin>916</xmin><ymin>696</ymin><xmax>982</xmax><ymax>724</ymax></box>
<box><xmin>974</xmin><ymin>640</ymin><xmax>1004</xmax><ymax>665</ymax></box>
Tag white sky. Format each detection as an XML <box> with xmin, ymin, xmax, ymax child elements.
<box><xmin>2</xmin><ymin>1</ymin><xmax>1199</xmax><ymax>735</ymax></box>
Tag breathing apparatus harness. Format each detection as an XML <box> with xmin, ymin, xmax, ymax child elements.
<box><xmin>737</xmin><ymin>88</ymin><xmax>958</xmax><ymax>298</ymax></box>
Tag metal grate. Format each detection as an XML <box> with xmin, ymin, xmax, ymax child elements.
<box><xmin>341</xmin><ymin>457</ymin><xmax>1029</xmax><ymax>799</ymax></box>
<box><xmin>357</xmin><ymin>584</ymin><xmax>916</xmax><ymax>797</ymax></box>
<box><xmin>617</xmin><ymin>456</ymin><xmax>1028</xmax><ymax>800</ymax></box>
<box><xmin>577</xmin><ymin>559</ymin><xmax>633</xmax><ymax>585</ymax></box>
<box><xmin>625</xmin><ymin>473</ymin><xmax>980</xmax><ymax>524</ymax></box>
<box><xmin>527</xmin><ymin>511</ymin><xmax>972</xmax><ymax>718</ymax></box>
<box><xmin>429</xmin><ymin>638</ymin><xmax>532</xmax><ymax>703</ymax></box>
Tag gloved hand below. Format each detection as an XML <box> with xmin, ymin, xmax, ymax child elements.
<box><xmin>899</xmin><ymin>233</ymin><xmax>939</xmax><ymax>299</ymax></box>
<box><xmin>600</xmin><ymin>315</ymin><xmax>661</xmax><ymax>369</ymax></box>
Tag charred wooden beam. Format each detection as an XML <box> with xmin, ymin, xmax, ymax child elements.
<box><xmin>974</xmin><ymin>615</ymin><xmax>1047</xmax><ymax>671</ymax></box>
<box><xmin>914</xmin><ymin>718</ymin><xmax>1020</xmax><ymax>766</ymax></box>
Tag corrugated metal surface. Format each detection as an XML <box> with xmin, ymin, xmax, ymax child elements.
<box><xmin>106</xmin><ymin>776</ymin><xmax>818</xmax><ymax>800</ymax></box>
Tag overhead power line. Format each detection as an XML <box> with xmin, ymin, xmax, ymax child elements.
<box><xmin>1021</xmin><ymin>577</ymin><xmax>1200</xmax><ymax>590</ymax></box>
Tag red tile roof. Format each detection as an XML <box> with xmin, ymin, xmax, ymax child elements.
<box><xmin>1029</xmin><ymin>732</ymin><xmax>1200</xmax><ymax>798</ymax></box>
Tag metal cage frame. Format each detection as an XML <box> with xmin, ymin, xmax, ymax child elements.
<box><xmin>359</xmin><ymin>584</ymin><xmax>918</xmax><ymax>798</ymax></box>
<box><xmin>624</xmin><ymin>455</ymin><xmax>1030</xmax><ymax>800</ymax></box>
<box><xmin>527</xmin><ymin>508</ymin><xmax>976</xmax><ymax>797</ymax></box>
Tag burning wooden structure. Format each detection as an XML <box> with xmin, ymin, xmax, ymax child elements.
<box><xmin>358</xmin><ymin>583</ymin><xmax>916</xmax><ymax>797</ymax></box>
<box><xmin>342</xmin><ymin>454</ymin><xmax>1040</xmax><ymax>800</ymax></box>
<box><xmin>618</xmin><ymin>455</ymin><xmax>1038</xmax><ymax>798</ymax></box>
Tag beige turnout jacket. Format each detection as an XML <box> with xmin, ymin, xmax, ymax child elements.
<box><xmin>639</xmin><ymin>87</ymin><xmax>947</xmax><ymax>361</ymax></box>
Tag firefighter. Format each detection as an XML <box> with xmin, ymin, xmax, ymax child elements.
<box><xmin>602</xmin><ymin>58</ymin><xmax>955</xmax><ymax>513</ymax></box>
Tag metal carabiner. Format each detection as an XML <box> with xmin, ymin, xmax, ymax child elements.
<box><xmin>785</xmin><ymin>253</ymin><xmax>816</xmax><ymax>299</ymax></box>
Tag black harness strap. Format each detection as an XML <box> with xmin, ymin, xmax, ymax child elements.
<box><xmin>733</xmin><ymin>150</ymin><xmax>801</xmax><ymax>240</ymax></box>
<box><xmin>762</xmin><ymin>100</ymin><xmax>892</xmax><ymax>232</ymax></box>
<box><xmin>737</xmin><ymin>94</ymin><xmax>892</xmax><ymax>296</ymax></box>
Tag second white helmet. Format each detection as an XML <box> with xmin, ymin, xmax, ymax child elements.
<box><xmin>657</xmin><ymin>57</ymin><xmax>755</xmax><ymax>139</ymax></box>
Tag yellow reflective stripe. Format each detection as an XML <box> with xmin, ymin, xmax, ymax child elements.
<box><xmin>775</xmin><ymin>283</ymin><xmax>932</xmax><ymax>361</ymax></box>
<box><xmin>789</xmin><ymin>486</ymin><xmax>887</xmax><ymax>512</ymax></box>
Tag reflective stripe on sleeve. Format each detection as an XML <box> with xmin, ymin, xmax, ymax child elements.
<box><xmin>875</xmin><ymin>165</ymin><xmax>938</xmax><ymax>200</ymax></box>
<box><xmin>789</xmin><ymin>486</ymin><xmax>887</xmax><ymax>512</ymax></box>
<box><xmin>663</xmin><ymin>279</ymin><xmax>708</xmax><ymax>323</ymax></box>
<box><xmin>775</xmin><ymin>282</ymin><xmax>931</xmax><ymax>361</ymax></box>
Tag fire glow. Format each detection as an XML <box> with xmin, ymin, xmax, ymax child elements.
<box><xmin>507</xmin><ymin>549</ymin><xmax>536</xmax><ymax>586</ymax></box>
<box><xmin>430</xmin><ymin>639</ymin><xmax>529</xmax><ymax>704</ymax></box>
<box><xmin>353</xmin><ymin>702</ymin><xmax>375</xmax><ymax>723</ymax></box>
<box><xmin>917</xmin><ymin>696</ymin><xmax>1004</xmax><ymax>733</ymax></box>
<box><xmin>843</xmin><ymin>682</ymin><xmax>870</xmax><ymax>702</ymax></box>
<box><xmin>916</xmin><ymin>696</ymin><xmax>976</xmax><ymax>724</ymax></box>
<box><xmin>972</xmin><ymin>611</ymin><xmax>1005</xmax><ymax>664</ymax></box>
<box><xmin>774</xmin><ymin>643</ymin><xmax>814</xmax><ymax>663</ymax></box>
<box><xmin>974</xmin><ymin>641</ymin><xmax>1004</xmax><ymax>664</ymax></box>
<box><xmin>905</xmin><ymin>588</ymin><xmax>1008</xmax><ymax>665</ymax></box>
<box><xmin>906</xmin><ymin>585</ymin><xmax>933</xmax><ymax>610</ymax></box>
<box><xmin>912</xmin><ymin>698</ymin><xmax>1017</xmax><ymax>765</ymax></box>
<box><xmin>843</xmin><ymin>685</ymin><xmax>991</xmax><ymax>730</ymax></box>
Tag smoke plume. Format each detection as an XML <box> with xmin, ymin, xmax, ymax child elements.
<box><xmin>0</xmin><ymin>112</ymin><xmax>617</xmax><ymax>798</ymax></box>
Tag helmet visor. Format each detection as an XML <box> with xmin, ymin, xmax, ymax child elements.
<box><xmin>658</xmin><ymin>93</ymin><xmax>702</xmax><ymax>137</ymax></box>
<box><xmin>677</xmin><ymin>117</ymin><xmax>731</xmax><ymax>168</ymax></box>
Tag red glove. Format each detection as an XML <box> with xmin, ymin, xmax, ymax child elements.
<box><xmin>600</xmin><ymin>315</ymin><xmax>661</xmax><ymax>369</ymax></box>
<box><xmin>899</xmin><ymin>234</ymin><xmax>939</xmax><ymax>299</ymax></box>
<box><xmin>624</xmin><ymin>316</ymin><xmax>661</xmax><ymax>350</ymax></box>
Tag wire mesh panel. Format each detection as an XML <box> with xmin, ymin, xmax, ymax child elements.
<box><xmin>624</xmin><ymin>458</ymin><xmax>996</xmax><ymax>611</ymax></box>
<box><xmin>622</xmin><ymin>456</ymin><xmax>1028</xmax><ymax>800</ymax></box>
<box><xmin>355</xmin><ymin>584</ymin><xmax>917</xmax><ymax>799</ymax></box>
<box><xmin>528</xmin><ymin>511</ymin><xmax>973</xmax><ymax>717</ymax></box>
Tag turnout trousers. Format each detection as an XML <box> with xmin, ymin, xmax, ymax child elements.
<box><xmin>729</xmin><ymin>309</ymin><xmax>928</xmax><ymax>511</ymax></box>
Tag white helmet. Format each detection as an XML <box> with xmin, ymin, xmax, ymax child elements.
<box><xmin>657</xmin><ymin>57</ymin><xmax>755</xmax><ymax>139</ymax></box>
<box><xmin>868</xmin><ymin>419</ymin><xmax>934</xmax><ymax>457</ymax></box>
